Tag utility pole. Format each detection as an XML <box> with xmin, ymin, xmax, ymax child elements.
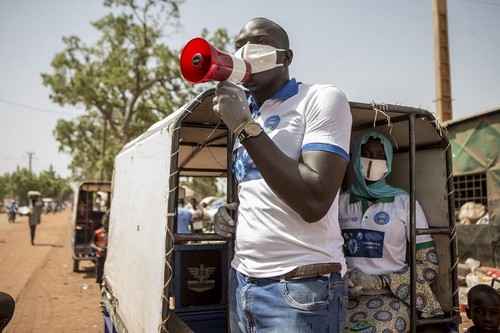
<box><xmin>26</xmin><ymin>151</ymin><xmax>35</xmax><ymax>174</ymax></box>
<box><xmin>100</xmin><ymin>119</ymin><xmax>108</xmax><ymax>182</ymax></box>
<box><xmin>433</xmin><ymin>0</ymin><xmax>453</xmax><ymax>121</ymax></box>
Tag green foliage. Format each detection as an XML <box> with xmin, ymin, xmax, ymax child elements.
<box><xmin>200</xmin><ymin>27</ymin><xmax>232</xmax><ymax>52</ymax></box>
<box><xmin>0</xmin><ymin>168</ymin><xmax>71</xmax><ymax>206</ymax></box>
<box><xmin>42</xmin><ymin>0</ymin><xmax>231</xmax><ymax>181</ymax></box>
<box><xmin>0</xmin><ymin>177</ymin><xmax>8</xmax><ymax>203</ymax></box>
<box><xmin>53</xmin><ymin>112</ymin><xmax>119</xmax><ymax>181</ymax></box>
<box><xmin>181</xmin><ymin>177</ymin><xmax>224</xmax><ymax>201</ymax></box>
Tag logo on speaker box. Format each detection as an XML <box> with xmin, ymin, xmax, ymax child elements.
<box><xmin>187</xmin><ymin>264</ymin><xmax>216</xmax><ymax>292</ymax></box>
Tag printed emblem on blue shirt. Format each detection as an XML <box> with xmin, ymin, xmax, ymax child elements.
<box><xmin>233</xmin><ymin>146</ymin><xmax>262</xmax><ymax>183</ymax></box>
<box><xmin>342</xmin><ymin>229</ymin><xmax>385</xmax><ymax>258</ymax></box>
<box><xmin>264</xmin><ymin>116</ymin><xmax>280</xmax><ymax>132</ymax></box>
<box><xmin>373</xmin><ymin>211</ymin><xmax>390</xmax><ymax>225</ymax></box>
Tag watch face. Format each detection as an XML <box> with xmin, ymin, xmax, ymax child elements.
<box><xmin>238</xmin><ymin>122</ymin><xmax>262</xmax><ymax>142</ymax></box>
<box><xmin>246</xmin><ymin>122</ymin><xmax>262</xmax><ymax>136</ymax></box>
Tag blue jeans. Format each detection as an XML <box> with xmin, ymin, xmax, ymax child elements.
<box><xmin>229</xmin><ymin>268</ymin><xmax>348</xmax><ymax>333</ymax></box>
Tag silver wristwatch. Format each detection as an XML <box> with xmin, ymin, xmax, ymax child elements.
<box><xmin>237</xmin><ymin>122</ymin><xmax>263</xmax><ymax>142</ymax></box>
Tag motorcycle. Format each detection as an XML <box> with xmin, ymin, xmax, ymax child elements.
<box><xmin>8</xmin><ymin>210</ymin><xmax>16</xmax><ymax>223</ymax></box>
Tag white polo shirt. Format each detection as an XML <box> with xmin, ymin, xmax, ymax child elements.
<box><xmin>231</xmin><ymin>81</ymin><xmax>352</xmax><ymax>278</ymax></box>
<box><xmin>338</xmin><ymin>193</ymin><xmax>434</xmax><ymax>275</ymax></box>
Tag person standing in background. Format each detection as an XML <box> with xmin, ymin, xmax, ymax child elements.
<box><xmin>465</xmin><ymin>284</ymin><xmax>500</xmax><ymax>333</ymax></box>
<box><xmin>90</xmin><ymin>211</ymin><xmax>110</xmax><ymax>283</ymax></box>
<box><xmin>7</xmin><ymin>200</ymin><xmax>18</xmax><ymax>223</ymax></box>
<box><xmin>188</xmin><ymin>198</ymin><xmax>204</xmax><ymax>233</ymax></box>
<box><xmin>177</xmin><ymin>199</ymin><xmax>193</xmax><ymax>234</ymax></box>
<box><xmin>28</xmin><ymin>193</ymin><xmax>43</xmax><ymax>245</ymax></box>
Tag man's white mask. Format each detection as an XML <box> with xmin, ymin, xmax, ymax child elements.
<box><xmin>234</xmin><ymin>43</ymin><xmax>285</xmax><ymax>74</ymax></box>
<box><xmin>360</xmin><ymin>157</ymin><xmax>388</xmax><ymax>182</ymax></box>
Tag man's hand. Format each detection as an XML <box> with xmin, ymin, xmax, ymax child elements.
<box><xmin>213</xmin><ymin>81</ymin><xmax>252</xmax><ymax>135</ymax></box>
<box><xmin>347</xmin><ymin>283</ymin><xmax>364</xmax><ymax>299</ymax></box>
<box><xmin>214</xmin><ymin>202</ymin><xmax>238</xmax><ymax>238</ymax></box>
<box><xmin>347</xmin><ymin>268</ymin><xmax>386</xmax><ymax>297</ymax></box>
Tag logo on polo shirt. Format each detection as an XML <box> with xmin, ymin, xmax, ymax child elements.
<box><xmin>342</xmin><ymin>229</ymin><xmax>384</xmax><ymax>258</ymax></box>
<box><xmin>233</xmin><ymin>146</ymin><xmax>262</xmax><ymax>183</ymax></box>
<box><xmin>264</xmin><ymin>116</ymin><xmax>280</xmax><ymax>132</ymax></box>
<box><xmin>373</xmin><ymin>211</ymin><xmax>390</xmax><ymax>225</ymax></box>
<box><xmin>339</xmin><ymin>216</ymin><xmax>360</xmax><ymax>224</ymax></box>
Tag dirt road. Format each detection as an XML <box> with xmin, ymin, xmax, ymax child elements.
<box><xmin>0</xmin><ymin>209</ymin><xmax>102</xmax><ymax>333</ymax></box>
<box><xmin>0</xmin><ymin>208</ymin><xmax>473</xmax><ymax>333</ymax></box>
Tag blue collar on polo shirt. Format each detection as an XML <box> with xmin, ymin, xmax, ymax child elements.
<box><xmin>248</xmin><ymin>78</ymin><xmax>300</xmax><ymax>116</ymax></box>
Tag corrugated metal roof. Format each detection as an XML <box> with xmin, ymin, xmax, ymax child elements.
<box><xmin>444</xmin><ymin>107</ymin><xmax>500</xmax><ymax>127</ymax></box>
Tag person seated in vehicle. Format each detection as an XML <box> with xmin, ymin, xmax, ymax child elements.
<box><xmin>7</xmin><ymin>200</ymin><xmax>18</xmax><ymax>223</ymax></box>
<box><xmin>339</xmin><ymin>131</ymin><xmax>444</xmax><ymax>332</ymax></box>
<box><xmin>77</xmin><ymin>195</ymin><xmax>90</xmax><ymax>219</ymax></box>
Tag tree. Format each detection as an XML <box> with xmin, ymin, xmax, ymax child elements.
<box><xmin>37</xmin><ymin>170</ymin><xmax>72</xmax><ymax>200</ymax></box>
<box><xmin>180</xmin><ymin>176</ymin><xmax>222</xmax><ymax>202</ymax></box>
<box><xmin>42</xmin><ymin>0</ymin><xmax>230</xmax><ymax>180</ymax></box>
<box><xmin>0</xmin><ymin>168</ymin><xmax>71</xmax><ymax>206</ymax></box>
<box><xmin>7</xmin><ymin>169</ymin><xmax>38</xmax><ymax>205</ymax></box>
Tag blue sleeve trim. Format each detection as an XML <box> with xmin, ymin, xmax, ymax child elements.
<box><xmin>302</xmin><ymin>143</ymin><xmax>350</xmax><ymax>161</ymax></box>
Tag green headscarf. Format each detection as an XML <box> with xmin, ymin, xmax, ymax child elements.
<box><xmin>349</xmin><ymin>131</ymin><xmax>408</xmax><ymax>199</ymax></box>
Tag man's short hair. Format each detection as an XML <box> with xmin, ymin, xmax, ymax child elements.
<box><xmin>468</xmin><ymin>284</ymin><xmax>500</xmax><ymax>304</ymax></box>
<box><xmin>0</xmin><ymin>291</ymin><xmax>15</xmax><ymax>323</ymax></box>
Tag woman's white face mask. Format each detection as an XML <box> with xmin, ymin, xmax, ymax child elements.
<box><xmin>234</xmin><ymin>43</ymin><xmax>285</xmax><ymax>74</ymax></box>
<box><xmin>360</xmin><ymin>157</ymin><xmax>388</xmax><ymax>182</ymax></box>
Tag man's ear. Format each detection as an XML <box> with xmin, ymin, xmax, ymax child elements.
<box><xmin>465</xmin><ymin>306</ymin><xmax>472</xmax><ymax>319</ymax></box>
<box><xmin>283</xmin><ymin>49</ymin><xmax>293</xmax><ymax>66</ymax></box>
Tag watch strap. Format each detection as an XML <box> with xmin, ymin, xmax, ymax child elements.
<box><xmin>237</xmin><ymin>121</ymin><xmax>262</xmax><ymax>142</ymax></box>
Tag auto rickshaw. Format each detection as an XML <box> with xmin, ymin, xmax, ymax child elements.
<box><xmin>71</xmin><ymin>181</ymin><xmax>111</xmax><ymax>272</ymax></box>
<box><xmin>102</xmin><ymin>89</ymin><xmax>459</xmax><ymax>332</ymax></box>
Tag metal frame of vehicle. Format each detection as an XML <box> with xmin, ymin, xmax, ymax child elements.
<box><xmin>347</xmin><ymin>101</ymin><xmax>459</xmax><ymax>331</ymax></box>
<box><xmin>102</xmin><ymin>88</ymin><xmax>459</xmax><ymax>332</ymax></box>
<box><xmin>71</xmin><ymin>181</ymin><xmax>112</xmax><ymax>273</ymax></box>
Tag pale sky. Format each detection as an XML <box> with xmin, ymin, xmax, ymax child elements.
<box><xmin>1</xmin><ymin>0</ymin><xmax>499</xmax><ymax>178</ymax></box>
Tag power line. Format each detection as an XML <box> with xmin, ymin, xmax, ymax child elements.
<box><xmin>0</xmin><ymin>97</ymin><xmax>79</xmax><ymax>116</ymax></box>
<box><xmin>458</xmin><ymin>0</ymin><xmax>500</xmax><ymax>7</ymax></box>
<box><xmin>0</xmin><ymin>155</ymin><xmax>23</xmax><ymax>161</ymax></box>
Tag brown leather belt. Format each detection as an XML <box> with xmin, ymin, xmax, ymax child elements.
<box><xmin>268</xmin><ymin>263</ymin><xmax>342</xmax><ymax>281</ymax></box>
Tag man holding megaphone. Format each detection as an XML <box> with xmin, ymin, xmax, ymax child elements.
<box><xmin>210</xmin><ymin>17</ymin><xmax>352</xmax><ymax>333</ymax></box>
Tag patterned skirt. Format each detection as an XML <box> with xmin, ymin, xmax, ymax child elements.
<box><xmin>345</xmin><ymin>294</ymin><xmax>410</xmax><ymax>333</ymax></box>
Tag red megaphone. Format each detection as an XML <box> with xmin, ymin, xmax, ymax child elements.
<box><xmin>180</xmin><ymin>38</ymin><xmax>251</xmax><ymax>84</ymax></box>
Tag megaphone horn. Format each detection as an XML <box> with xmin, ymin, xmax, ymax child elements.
<box><xmin>180</xmin><ymin>38</ymin><xmax>251</xmax><ymax>84</ymax></box>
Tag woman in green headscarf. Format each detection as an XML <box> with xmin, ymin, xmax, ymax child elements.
<box><xmin>339</xmin><ymin>131</ymin><xmax>444</xmax><ymax>332</ymax></box>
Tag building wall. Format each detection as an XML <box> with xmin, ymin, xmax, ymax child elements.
<box><xmin>445</xmin><ymin>109</ymin><xmax>500</xmax><ymax>267</ymax></box>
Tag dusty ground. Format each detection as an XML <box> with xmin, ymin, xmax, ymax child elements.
<box><xmin>0</xmin><ymin>209</ymin><xmax>102</xmax><ymax>333</ymax></box>
<box><xmin>0</xmin><ymin>209</ymin><xmax>473</xmax><ymax>333</ymax></box>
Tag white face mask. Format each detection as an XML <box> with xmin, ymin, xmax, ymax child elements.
<box><xmin>234</xmin><ymin>43</ymin><xmax>285</xmax><ymax>73</ymax></box>
<box><xmin>360</xmin><ymin>157</ymin><xmax>388</xmax><ymax>182</ymax></box>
